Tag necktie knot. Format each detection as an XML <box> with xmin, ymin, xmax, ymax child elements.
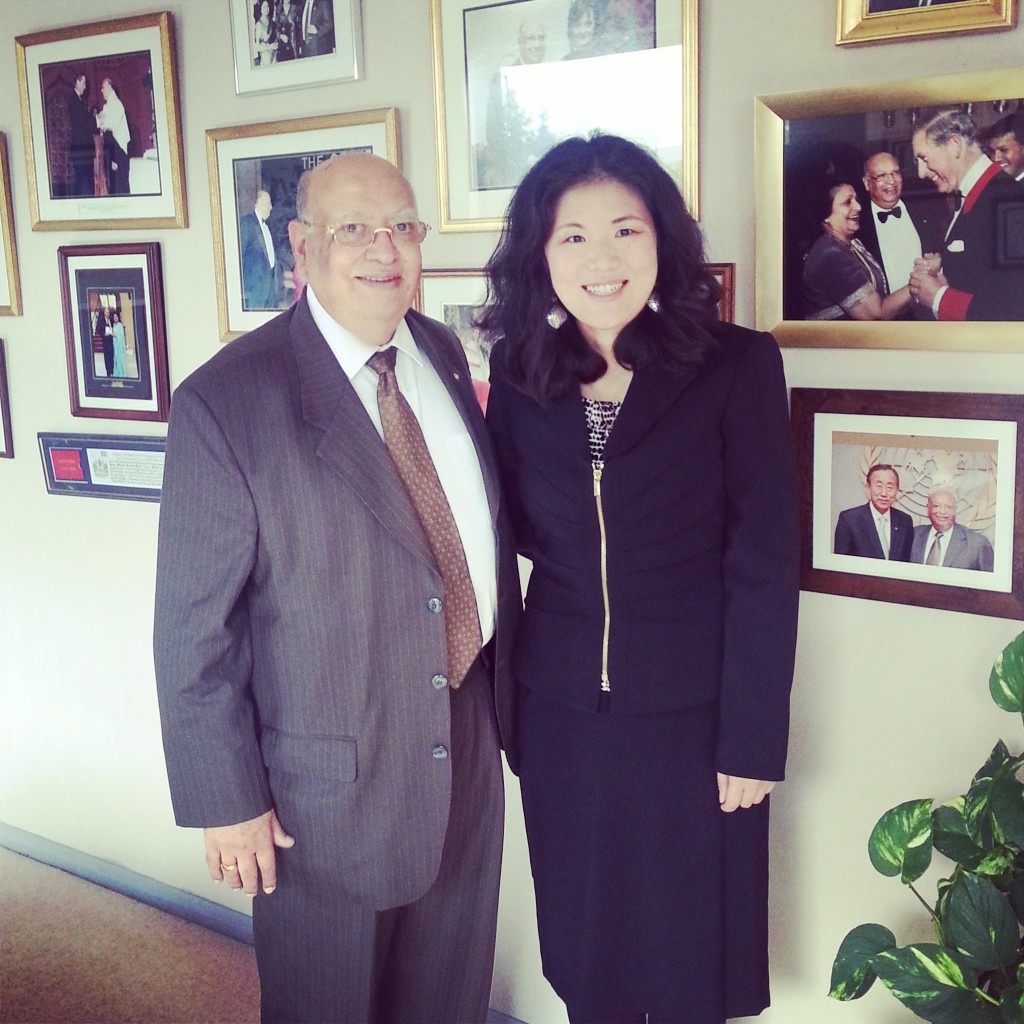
<box><xmin>877</xmin><ymin>206</ymin><xmax>902</xmax><ymax>224</ymax></box>
<box><xmin>368</xmin><ymin>347</ymin><xmax>398</xmax><ymax>376</ymax></box>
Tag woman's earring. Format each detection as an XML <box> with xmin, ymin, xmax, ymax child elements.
<box><xmin>646</xmin><ymin>291</ymin><xmax>661</xmax><ymax>313</ymax></box>
<box><xmin>546</xmin><ymin>302</ymin><xmax>568</xmax><ymax>329</ymax></box>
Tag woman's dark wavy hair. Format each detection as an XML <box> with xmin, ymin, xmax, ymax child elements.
<box><xmin>478</xmin><ymin>133</ymin><xmax>721</xmax><ymax>402</ymax></box>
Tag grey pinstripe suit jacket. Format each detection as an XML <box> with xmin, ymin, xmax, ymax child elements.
<box><xmin>154</xmin><ymin>297</ymin><xmax>520</xmax><ymax>910</ymax></box>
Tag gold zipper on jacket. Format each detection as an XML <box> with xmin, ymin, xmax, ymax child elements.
<box><xmin>593</xmin><ymin>461</ymin><xmax>611</xmax><ymax>692</ymax></box>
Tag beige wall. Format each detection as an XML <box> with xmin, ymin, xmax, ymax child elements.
<box><xmin>1</xmin><ymin>2</ymin><xmax>1022</xmax><ymax>1022</ymax></box>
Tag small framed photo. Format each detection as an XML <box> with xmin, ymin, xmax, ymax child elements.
<box><xmin>430</xmin><ymin>0</ymin><xmax>697</xmax><ymax>231</ymax></box>
<box><xmin>38</xmin><ymin>431</ymin><xmax>166</xmax><ymax>502</ymax></box>
<box><xmin>0</xmin><ymin>340</ymin><xmax>13</xmax><ymax>458</ymax></box>
<box><xmin>15</xmin><ymin>12</ymin><xmax>187</xmax><ymax>231</ymax></box>
<box><xmin>207</xmin><ymin>107</ymin><xmax>400</xmax><ymax>340</ymax></box>
<box><xmin>837</xmin><ymin>0</ymin><xmax>1016</xmax><ymax>46</ymax></box>
<box><xmin>791</xmin><ymin>387</ymin><xmax>1024</xmax><ymax>619</ymax></box>
<box><xmin>417</xmin><ymin>269</ymin><xmax>492</xmax><ymax>410</ymax></box>
<box><xmin>229</xmin><ymin>0</ymin><xmax>364</xmax><ymax>96</ymax></box>
<box><xmin>0</xmin><ymin>135</ymin><xmax>22</xmax><ymax>317</ymax></box>
<box><xmin>755</xmin><ymin>66</ymin><xmax>1024</xmax><ymax>351</ymax></box>
<box><xmin>707</xmin><ymin>263</ymin><xmax>735</xmax><ymax>323</ymax></box>
<box><xmin>57</xmin><ymin>243</ymin><xmax>170</xmax><ymax>422</ymax></box>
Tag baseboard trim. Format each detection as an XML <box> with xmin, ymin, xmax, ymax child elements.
<box><xmin>0</xmin><ymin>821</ymin><xmax>528</xmax><ymax>1024</ymax></box>
<box><xmin>0</xmin><ymin>822</ymin><xmax>254</xmax><ymax>945</ymax></box>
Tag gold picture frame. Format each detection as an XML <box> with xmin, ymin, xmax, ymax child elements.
<box><xmin>0</xmin><ymin>135</ymin><xmax>23</xmax><ymax>317</ymax></box>
<box><xmin>755</xmin><ymin>66</ymin><xmax>1024</xmax><ymax>351</ymax></box>
<box><xmin>430</xmin><ymin>0</ymin><xmax>698</xmax><ymax>232</ymax></box>
<box><xmin>207</xmin><ymin>108</ymin><xmax>400</xmax><ymax>341</ymax></box>
<box><xmin>15</xmin><ymin>12</ymin><xmax>187</xmax><ymax>231</ymax></box>
<box><xmin>837</xmin><ymin>0</ymin><xmax>1016</xmax><ymax>46</ymax></box>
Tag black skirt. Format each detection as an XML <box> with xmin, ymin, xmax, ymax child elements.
<box><xmin>516</xmin><ymin>685</ymin><xmax>771</xmax><ymax>1023</ymax></box>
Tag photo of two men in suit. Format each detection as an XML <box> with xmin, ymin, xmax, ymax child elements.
<box><xmin>834</xmin><ymin>463</ymin><xmax>994</xmax><ymax>572</ymax></box>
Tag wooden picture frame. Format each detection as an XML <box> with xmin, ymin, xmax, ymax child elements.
<box><xmin>837</xmin><ymin>0</ymin><xmax>1016</xmax><ymax>46</ymax></box>
<box><xmin>0</xmin><ymin>340</ymin><xmax>13</xmax><ymax>458</ymax></box>
<box><xmin>15</xmin><ymin>11</ymin><xmax>187</xmax><ymax>231</ymax></box>
<box><xmin>206</xmin><ymin>107</ymin><xmax>400</xmax><ymax>341</ymax></box>
<box><xmin>57</xmin><ymin>242</ymin><xmax>170</xmax><ymax>422</ymax></box>
<box><xmin>430</xmin><ymin>0</ymin><xmax>697</xmax><ymax>231</ymax></box>
<box><xmin>707</xmin><ymin>262</ymin><xmax>735</xmax><ymax>323</ymax></box>
<box><xmin>791</xmin><ymin>387</ymin><xmax>1024</xmax><ymax>619</ymax></box>
<box><xmin>0</xmin><ymin>136</ymin><xmax>22</xmax><ymax>317</ymax></box>
<box><xmin>228</xmin><ymin>0</ymin><xmax>364</xmax><ymax>95</ymax></box>
<box><xmin>755</xmin><ymin>67</ymin><xmax>1024</xmax><ymax>350</ymax></box>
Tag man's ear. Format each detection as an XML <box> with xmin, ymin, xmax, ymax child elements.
<box><xmin>288</xmin><ymin>219</ymin><xmax>307</xmax><ymax>272</ymax></box>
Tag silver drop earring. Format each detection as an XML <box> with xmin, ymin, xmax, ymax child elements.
<box><xmin>546</xmin><ymin>302</ymin><xmax>568</xmax><ymax>329</ymax></box>
<box><xmin>646</xmin><ymin>292</ymin><xmax>661</xmax><ymax>313</ymax></box>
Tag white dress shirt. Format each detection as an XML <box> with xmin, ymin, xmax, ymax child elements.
<box><xmin>871</xmin><ymin>200</ymin><xmax>921</xmax><ymax>292</ymax></box>
<box><xmin>306</xmin><ymin>283</ymin><xmax>497</xmax><ymax>645</ymax></box>
<box><xmin>258</xmin><ymin>216</ymin><xmax>276</xmax><ymax>268</ymax></box>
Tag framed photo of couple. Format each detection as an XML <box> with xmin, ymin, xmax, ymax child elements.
<box><xmin>15</xmin><ymin>12</ymin><xmax>187</xmax><ymax>231</ymax></box>
<box><xmin>206</xmin><ymin>107</ymin><xmax>399</xmax><ymax>341</ymax></box>
<box><xmin>755</xmin><ymin>66</ymin><xmax>1024</xmax><ymax>351</ymax></box>
<box><xmin>430</xmin><ymin>0</ymin><xmax>697</xmax><ymax>231</ymax></box>
<box><xmin>791</xmin><ymin>387</ymin><xmax>1024</xmax><ymax>619</ymax></box>
<box><xmin>228</xmin><ymin>0</ymin><xmax>365</xmax><ymax>95</ymax></box>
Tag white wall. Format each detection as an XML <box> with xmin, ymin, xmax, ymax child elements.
<box><xmin>1</xmin><ymin>2</ymin><xmax>1022</xmax><ymax>1022</ymax></box>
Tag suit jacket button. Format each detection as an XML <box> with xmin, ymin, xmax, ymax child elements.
<box><xmin>431</xmin><ymin>674</ymin><xmax>448</xmax><ymax>690</ymax></box>
<box><xmin>432</xmin><ymin>745</ymin><xmax>449</xmax><ymax>760</ymax></box>
<box><xmin>427</xmin><ymin>597</ymin><xmax>443</xmax><ymax>614</ymax></box>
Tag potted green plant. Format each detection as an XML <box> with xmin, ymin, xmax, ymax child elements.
<box><xmin>828</xmin><ymin>631</ymin><xmax>1024</xmax><ymax>1024</ymax></box>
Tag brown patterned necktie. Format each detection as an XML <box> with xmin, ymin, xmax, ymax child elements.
<box><xmin>368</xmin><ymin>347</ymin><xmax>482</xmax><ymax>687</ymax></box>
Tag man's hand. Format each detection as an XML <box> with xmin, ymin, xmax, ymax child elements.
<box><xmin>717</xmin><ymin>773</ymin><xmax>775</xmax><ymax>813</ymax></box>
<box><xmin>204</xmin><ymin>809</ymin><xmax>295</xmax><ymax>896</ymax></box>
<box><xmin>909</xmin><ymin>254</ymin><xmax>945</xmax><ymax>307</ymax></box>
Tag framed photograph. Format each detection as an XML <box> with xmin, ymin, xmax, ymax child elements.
<box><xmin>207</xmin><ymin>107</ymin><xmax>400</xmax><ymax>341</ymax></box>
<box><xmin>837</xmin><ymin>0</ymin><xmax>1016</xmax><ymax>46</ymax></box>
<box><xmin>15</xmin><ymin>12</ymin><xmax>187</xmax><ymax>231</ymax></box>
<box><xmin>430</xmin><ymin>0</ymin><xmax>697</xmax><ymax>232</ymax></box>
<box><xmin>58</xmin><ymin>243</ymin><xmax>170</xmax><ymax>422</ymax></box>
<box><xmin>417</xmin><ymin>269</ymin><xmax>493</xmax><ymax>410</ymax></box>
<box><xmin>0</xmin><ymin>340</ymin><xmax>13</xmax><ymax>458</ymax></box>
<box><xmin>755</xmin><ymin>67</ymin><xmax>1024</xmax><ymax>350</ymax></box>
<box><xmin>708</xmin><ymin>262</ymin><xmax>735</xmax><ymax>323</ymax></box>
<box><xmin>38</xmin><ymin>432</ymin><xmax>165</xmax><ymax>502</ymax></box>
<box><xmin>229</xmin><ymin>0</ymin><xmax>364</xmax><ymax>95</ymax></box>
<box><xmin>791</xmin><ymin>387</ymin><xmax>1024</xmax><ymax>619</ymax></box>
<box><xmin>0</xmin><ymin>135</ymin><xmax>22</xmax><ymax>317</ymax></box>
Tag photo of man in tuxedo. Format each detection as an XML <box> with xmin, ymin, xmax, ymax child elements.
<box><xmin>857</xmin><ymin>151</ymin><xmax>946</xmax><ymax>320</ymax></box>
<box><xmin>66</xmin><ymin>72</ymin><xmax>97</xmax><ymax>198</ymax></box>
<box><xmin>909</xmin><ymin>108</ymin><xmax>1024</xmax><ymax>321</ymax></box>
<box><xmin>911</xmin><ymin>486</ymin><xmax>994</xmax><ymax>571</ymax></box>
<box><xmin>239</xmin><ymin>188</ymin><xmax>278</xmax><ymax>310</ymax></box>
<box><xmin>834</xmin><ymin>463</ymin><xmax>915</xmax><ymax>561</ymax></box>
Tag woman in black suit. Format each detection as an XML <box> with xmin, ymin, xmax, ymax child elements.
<box><xmin>481</xmin><ymin>134</ymin><xmax>800</xmax><ymax>1024</ymax></box>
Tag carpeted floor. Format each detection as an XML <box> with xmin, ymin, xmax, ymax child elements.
<box><xmin>0</xmin><ymin>846</ymin><xmax>260</xmax><ymax>1023</ymax></box>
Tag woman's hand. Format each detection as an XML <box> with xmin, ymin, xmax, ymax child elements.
<box><xmin>717</xmin><ymin>773</ymin><xmax>775</xmax><ymax>813</ymax></box>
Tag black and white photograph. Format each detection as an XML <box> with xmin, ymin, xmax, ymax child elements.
<box><xmin>229</xmin><ymin>0</ymin><xmax>364</xmax><ymax>94</ymax></box>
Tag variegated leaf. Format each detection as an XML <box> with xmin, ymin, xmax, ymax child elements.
<box><xmin>990</xmin><ymin>631</ymin><xmax>1024</xmax><ymax>717</ymax></box>
<box><xmin>828</xmin><ymin>923</ymin><xmax>895</xmax><ymax>1001</ymax></box>
<box><xmin>934</xmin><ymin>799</ymin><xmax>988</xmax><ymax>871</ymax></box>
<box><xmin>999</xmin><ymin>983</ymin><xmax>1024</xmax><ymax>1024</ymax></box>
<box><xmin>945</xmin><ymin>874</ymin><xmax>1022</xmax><ymax>971</ymax></box>
<box><xmin>872</xmin><ymin>944</ymin><xmax>1001</xmax><ymax>1024</ymax></box>
<box><xmin>869</xmin><ymin>799</ymin><xmax>934</xmax><ymax>884</ymax></box>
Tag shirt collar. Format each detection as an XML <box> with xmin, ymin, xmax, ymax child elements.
<box><xmin>958</xmin><ymin>155</ymin><xmax>993</xmax><ymax>205</ymax></box>
<box><xmin>305</xmin><ymin>282</ymin><xmax>421</xmax><ymax>379</ymax></box>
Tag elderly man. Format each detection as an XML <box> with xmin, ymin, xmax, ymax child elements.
<box><xmin>834</xmin><ymin>463</ymin><xmax>915</xmax><ymax>561</ymax></box>
<box><xmin>909</xmin><ymin>108</ymin><xmax>1024</xmax><ymax>321</ymax></box>
<box><xmin>988</xmin><ymin>113</ymin><xmax>1024</xmax><ymax>183</ymax></box>
<box><xmin>96</xmin><ymin>77</ymin><xmax>130</xmax><ymax>195</ymax></box>
<box><xmin>911</xmin><ymin>487</ymin><xmax>994</xmax><ymax>571</ymax></box>
<box><xmin>857</xmin><ymin>151</ymin><xmax>945</xmax><ymax>318</ymax></box>
<box><xmin>154</xmin><ymin>153</ymin><xmax>520</xmax><ymax>1023</ymax></box>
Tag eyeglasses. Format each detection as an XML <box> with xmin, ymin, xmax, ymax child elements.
<box><xmin>867</xmin><ymin>170</ymin><xmax>902</xmax><ymax>183</ymax></box>
<box><xmin>300</xmin><ymin>219</ymin><xmax>430</xmax><ymax>248</ymax></box>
